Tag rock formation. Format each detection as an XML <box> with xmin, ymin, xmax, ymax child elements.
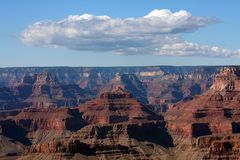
<box><xmin>80</xmin><ymin>87</ymin><xmax>158</xmax><ymax>124</ymax></box>
<box><xmin>0</xmin><ymin>87</ymin><xmax>24</xmax><ymax>110</ymax></box>
<box><xmin>211</xmin><ymin>67</ymin><xmax>240</xmax><ymax>91</ymax></box>
<box><xmin>0</xmin><ymin>107</ymin><xmax>87</xmax><ymax>159</ymax></box>
<box><xmin>25</xmin><ymin>72</ymin><xmax>90</xmax><ymax>108</ymax></box>
<box><xmin>0</xmin><ymin>72</ymin><xmax>92</xmax><ymax>110</ymax></box>
<box><xmin>2</xmin><ymin>66</ymin><xmax>239</xmax><ymax>159</ymax></box>
<box><xmin>101</xmin><ymin>74</ymin><xmax>149</xmax><ymax>104</ymax></box>
<box><xmin>8</xmin><ymin>107</ymin><xmax>85</xmax><ymax>132</ymax></box>
<box><xmin>16</xmin><ymin>88</ymin><xmax>173</xmax><ymax>159</ymax></box>
<box><xmin>166</xmin><ymin>66</ymin><xmax>240</xmax><ymax>159</ymax></box>
<box><xmin>0</xmin><ymin>66</ymin><xmax>218</xmax><ymax>111</ymax></box>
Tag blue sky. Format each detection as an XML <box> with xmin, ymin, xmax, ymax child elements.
<box><xmin>1</xmin><ymin>0</ymin><xmax>240</xmax><ymax>67</ymax></box>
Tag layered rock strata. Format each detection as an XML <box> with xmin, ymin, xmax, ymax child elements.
<box><xmin>23</xmin><ymin>88</ymin><xmax>173</xmax><ymax>159</ymax></box>
<box><xmin>166</xmin><ymin>67</ymin><xmax>240</xmax><ymax>159</ymax></box>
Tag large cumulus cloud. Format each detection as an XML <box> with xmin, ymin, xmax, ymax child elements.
<box><xmin>20</xmin><ymin>9</ymin><xmax>240</xmax><ymax>57</ymax></box>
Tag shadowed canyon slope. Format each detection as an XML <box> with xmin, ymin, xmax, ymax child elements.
<box><xmin>0</xmin><ymin>72</ymin><xmax>93</xmax><ymax>109</ymax></box>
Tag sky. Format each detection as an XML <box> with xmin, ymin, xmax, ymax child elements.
<box><xmin>1</xmin><ymin>0</ymin><xmax>240</xmax><ymax>67</ymax></box>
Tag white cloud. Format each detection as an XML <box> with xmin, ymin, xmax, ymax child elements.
<box><xmin>156</xmin><ymin>42</ymin><xmax>240</xmax><ymax>57</ymax></box>
<box><xmin>20</xmin><ymin>9</ymin><xmax>240</xmax><ymax>57</ymax></box>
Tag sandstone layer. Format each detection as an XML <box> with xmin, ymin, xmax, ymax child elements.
<box><xmin>0</xmin><ymin>88</ymin><xmax>173</xmax><ymax>159</ymax></box>
<box><xmin>166</xmin><ymin>67</ymin><xmax>240</xmax><ymax>159</ymax></box>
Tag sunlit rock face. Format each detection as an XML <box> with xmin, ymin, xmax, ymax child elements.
<box><xmin>0</xmin><ymin>66</ymin><xmax>220</xmax><ymax>111</ymax></box>
<box><xmin>79</xmin><ymin>87</ymin><xmax>162</xmax><ymax>125</ymax></box>
<box><xmin>20</xmin><ymin>88</ymin><xmax>173</xmax><ymax>159</ymax></box>
<box><xmin>1</xmin><ymin>107</ymin><xmax>85</xmax><ymax>134</ymax></box>
<box><xmin>211</xmin><ymin>67</ymin><xmax>240</xmax><ymax>92</ymax></box>
<box><xmin>4</xmin><ymin>66</ymin><xmax>240</xmax><ymax>159</ymax></box>
<box><xmin>101</xmin><ymin>74</ymin><xmax>149</xmax><ymax>104</ymax></box>
<box><xmin>166</xmin><ymin>66</ymin><xmax>240</xmax><ymax>159</ymax></box>
<box><xmin>23</xmin><ymin>72</ymin><xmax>92</xmax><ymax>108</ymax></box>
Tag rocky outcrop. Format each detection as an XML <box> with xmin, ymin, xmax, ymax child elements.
<box><xmin>0</xmin><ymin>75</ymin><xmax>36</xmax><ymax>110</ymax></box>
<box><xmin>25</xmin><ymin>72</ymin><xmax>90</xmax><ymax>108</ymax></box>
<box><xmin>211</xmin><ymin>67</ymin><xmax>240</xmax><ymax>92</ymax></box>
<box><xmin>26</xmin><ymin>121</ymin><xmax>173</xmax><ymax>159</ymax></box>
<box><xmin>3</xmin><ymin>66</ymin><xmax>238</xmax><ymax>159</ymax></box>
<box><xmin>191</xmin><ymin>134</ymin><xmax>240</xmax><ymax>159</ymax></box>
<box><xmin>0</xmin><ymin>72</ymin><xmax>92</xmax><ymax>109</ymax></box>
<box><xmin>166</xmin><ymin>66</ymin><xmax>240</xmax><ymax>158</ymax></box>
<box><xmin>146</xmin><ymin>73</ymin><xmax>211</xmax><ymax>112</ymax></box>
<box><xmin>0</xmin><ymin>107</ymin><xmax>86</xmax><ymax>158</ymax></box>
<box><xmin>24</xmin><ymin>72</ymin><xmax>60</xmax><ymax>108</ymax></box>
<box><xmin>9</xmin><ymin>107</ymin><xmax>85</xmax><ymax>132</ymax></box>
<box><xmin>167</xmin><ymin>67</ymin><xmax>240</xmax><ymax>137</ymax></box>
<box><xmin>101</xmin><ymin>74</ymin><xmax>148</xmax><ymax>104</ymax></box>
<box><xmin>28</xmin><ymin>128</ymin><xmax>172</xmax><ymax>160</ymax></box>
<box><xmin>79</xmin><ymin>87</ymin><xmax>161</xmax><ymax>125</ymax></box>
<box><xmin>17</xmin><ymin>88</ymin><xmax>173</xmax><ymax>159</ymax></box>
<box><xmin>0</xmin><ymin>66</ymin><xmax>219</xmax><ymax>111</ymax></box>
<box><xmin>78</xmin><ymin>88</ymin><xmax>173</xmax><ymax>150</ymax></box>
<box><xmin>76</xmin><ymin>121</ymin><xmax>172</xmax><ymax>146</ymax></box>
<box><xmin>28</xmin><ymin>138</ymin><xmax>95</xmax><ymax>155</ymax></box>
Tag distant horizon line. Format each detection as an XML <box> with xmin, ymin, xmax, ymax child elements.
<box><xmin>0</xmin><ymin>65</ymin><xmax>239</xmax><ymax>69</ymax></box>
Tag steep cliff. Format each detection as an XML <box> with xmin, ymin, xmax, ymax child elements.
<box><xmin>16</xmin><ymin>88</ymin><xmax>173</xmax><ymax>159</ymax></box>
<box><xmin>101</xmin><ymin>74</ymin><xmax>148</xmax><ymax>104</ymax></box>
<box><xmin>0</xmin><ymin>72</ymin><xmax>92</xmax><ymax>110</ymax></box>
<box><xmin>25</xmin><ymin>72</ymin><xmax>91</xmax><ymax>108</ymax></box>
<box><xmin>166</xmin><ymin>66</ymin><xmax>240</xmax><ymax>159</ymax></box>
<box><xmin>0</xmin><ymin>66</ymin><xmax>220</xmax><ymax>111</ymax></box>
<box><xmin>80</xmin><ymin>87</ymin><xmax>155</xmax><ymax>124</ymax></box>
<box><xmin>8</xmin><ymin>107</ymin><xmax>85</xmax><ymax>132</ymax></box>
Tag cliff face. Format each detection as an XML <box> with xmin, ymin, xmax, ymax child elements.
<box><xmin>0</xmin><ymin>72</ymin><xmax>92</xmax><ymax>109</ymax></box>
<box><xmin>166</xmin><ymin>66</ymin><xmax>240</xmax><ymax>159</ymax></box>
<box><xmin>211</xmin><ymin>67</ymin><xmax>240</xmax><ymax>92</ymax></box>
<box><xmin>79</xmin><ymin>87</ymin><xmax>159</xmax><ymax>124</ymax></box>
<box><xmin>9</xmin><ymin>107</ymin><xmax>85</xmax><ymax>132</ymax></box>
<box><xmin>101</xmin><ymin>74</ymin><xmax>149</xmax><ymax>104</ymax></box>
<box><xmin>26</xmin><ymin>72</ymin><xmax>95</xmax><ymax>108</ymax></box>
<box><xmin>27</xmin><ymin>121</ymin><xmax>172</xmax><ymax>159</ymax></box>
<box><xmin>25</xmin><ymin>72</ymin><xmax>63</xmax><ymax>108</ymax></box>
<box><xmin>0</xmin><ymin>88</ymin><xmax>174</xmax><ymax>159</ymax></box>
<box><xmin>77</xmin><ymin>88</ymin><xmax>173</xmax><ymax>148</ymax></box>
<box><xmin>3</xmin><ymin>66</ymin><xmax>240</xmax><ymax>159</ymax></box>
<box><xmin>0</xmin><ymin>107</ymin><xmax>85</xmax><ymax>157</ymax></box>
<box><xmin>0</xmin><ymin>66</ymin><xmax>219</xmax><ymax>111</ymax></box>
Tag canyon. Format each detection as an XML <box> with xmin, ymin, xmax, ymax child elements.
<box><xmin>0</xmin><ymin>66</ymin><xmax>218</xmax><ymax>111</ymax></box>
<box><xmin>166</xmin><ymin>67</ymin><xmax>240</xmax><ymax>159</ymax></box>
<box><xmin>0</xmin><ymin>66</ymin><xmax>240</xmax><ymax>159</ymax></box>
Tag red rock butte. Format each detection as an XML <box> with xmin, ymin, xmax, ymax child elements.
<box><xmin>79</xmin><ymin>87</ymin><xmax>163</xmax><ymax>124</ymax></box>
<box><xmin>23</xmin><ymin>87</ymin><xmax>173</xmax><ymax>159</ymax></box>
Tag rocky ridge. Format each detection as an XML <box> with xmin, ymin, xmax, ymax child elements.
<box><xmin>0</xmin><ymin>66</ymin><xmax>220</xmax><ymax>111</ymax></box>
<box><xmin>166</xmin><ymin>66</ymin><xmax>240</xmax><ymax>159</ymax></box>
<box><xmin>1</xmin><ymin>66</ymin><xmax>239</xmax><ymax>159</ymax></box>
<box><xmin>0</xmin><ymin>72</ymin><xmax>92</xmax><ymax>110</ymax></box>
<box><xmin>101</xmin><ymin>74</ymin><xmax>148</xmax><ymax>104</ymax></box>
<box><xmin>0</xmin><ymin>88</ymin><xmax>173</xmax><ymax>159</ymax></box>
<box><xmin>26</xmin><ymin>88</ymin><xmax>173</xmax><ymax>159</ymax></box>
